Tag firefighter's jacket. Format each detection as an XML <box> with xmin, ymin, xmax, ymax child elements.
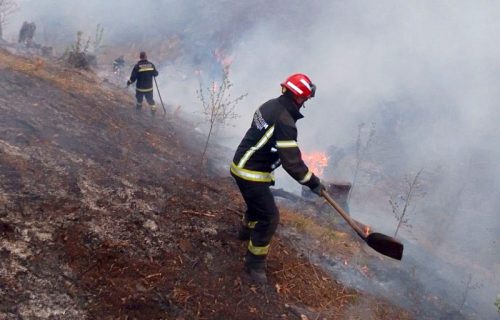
<box><xmin>231</xmin><ymin>94</ymin><xmax>320</xmax><ymax>189</ymax></box>
<box><xmin>129</xmin><ymin>59</ymin><xmax>159</xmax><ymax>92</ymax></box>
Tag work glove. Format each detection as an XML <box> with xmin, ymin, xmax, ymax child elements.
<box><xmin>311</xmin><ymin>182</ymin><xmax>326</xmax><ymax>197</ymax></box>
<box><xmin>126</xmin><ymin>80</ymin><xmax>131</xmax><ymax>87</ymax></box>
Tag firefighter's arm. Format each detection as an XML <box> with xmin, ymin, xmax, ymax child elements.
<box><xmin>129</xmin><ymin>65</ymin><xmax>138</xmax><ymax>84</ymax></box>
<box><xmin>152</xmin><ymin>63</ymin><xmax>159</xmax><ymax>77</ymax></box>
<box><xmin>275</xmin><ymin>122</ymin><xmax>321</xmax><ymax>190</ymax></box>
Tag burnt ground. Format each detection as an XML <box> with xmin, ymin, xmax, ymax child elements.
<box><xmin>0</xmin><ymin>49</ymin><xmax>412</xmax><ymax>319</ymax></box>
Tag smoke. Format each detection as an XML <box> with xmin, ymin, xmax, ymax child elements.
<box><xmin>6</xmin><ymin>0</ymin><xmax>500</xmax><ymax>318</ymax></box>
<box><xmin>230</xmin><ymin>2</ymin><xmax>500</xmax><ymax>318</ymax></box>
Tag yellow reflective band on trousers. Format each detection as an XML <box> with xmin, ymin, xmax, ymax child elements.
<box><xmin>230</xmin><ymin>162</ymin><xmax>274</xmax><ymax>183</ymax></box>
<box><xmin>276</xmin><ymin>140</ymin><xmax>298</xmax><ymax>148</ymax></box>
<box><xmin>300</xmin><ymin>171</ymin><xmax>313</xmax><ymax>183</ymax></box>
<box><xmin>247</xmin><ymin>221</ymin><xmax>257</xmax><ymax>229</ymax></box>
<box><xmin>136</xmin><ymin>87</ymin><xmax>154</xmax><ymax>92</ymax></box>
<box><xmin>138</xmin><ymin>68</ymin><xmax>155</xmax><ymax>72</ymax></box>
<box><xmin>248</xmin><ymin>240</ymin><xmax>269</xmax><ymax>256</ymax></box>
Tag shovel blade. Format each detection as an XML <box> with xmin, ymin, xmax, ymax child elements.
<box><xmin>366</xmin><ymin>232</ymin><xmax>404</xmax><ymax>260</ymax></box>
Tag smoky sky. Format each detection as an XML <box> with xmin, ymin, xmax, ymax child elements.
<box><xmin>6</xmin><ymin>0</ymin><xmax>500</xmax><ymax>317</ymax></box>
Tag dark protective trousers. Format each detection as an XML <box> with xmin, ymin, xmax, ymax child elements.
<box><xmin>233</xmin><ymin>175</ymin><xmax>279</xmax><ymax>266</ymax></box>
<box><xmin>135</xmin><ymin>90</ymin><xmax>156</xmax><ymax>106</ymax></box>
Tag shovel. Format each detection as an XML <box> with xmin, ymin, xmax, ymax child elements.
<box><xmin>321</xmin><ymin>190</ymin><xmax>403</xmax><ymax>260</ymax></box>
<box><xmin>153</xmin><ymin>77</ymin><xmax>167</xmax><ymax>119</ymax></box>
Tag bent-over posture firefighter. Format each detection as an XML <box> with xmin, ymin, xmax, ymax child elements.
<box><xmin>231</xmin><ymin>73</ymin><xmax>326</xmax><ymax>284</ymax></box>
<box><xmin>127</xmin><ymin>51</ymin><xmax>159</xmax><ymax>115</ymax></box>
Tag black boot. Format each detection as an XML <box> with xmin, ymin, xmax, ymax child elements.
<box><xmin>244</xmin><ymin>251</ymin><xmax>267</xmax><ymax>284</ymax></box>
<box><xmin>135</xmin><ymin>103</ymin><xmax>142</xmax><ymax>111</ymax></box>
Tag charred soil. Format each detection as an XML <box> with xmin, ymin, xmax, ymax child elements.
<box><xmin>0</xmin><ymin>49</ymin><xmax>412</xmax><ymax>319</ymax></box>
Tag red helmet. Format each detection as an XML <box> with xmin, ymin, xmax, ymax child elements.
<box><xmin>281</xmin><ymin>73</ymin><xmax>316</xmax><ymax>99</ymax></box>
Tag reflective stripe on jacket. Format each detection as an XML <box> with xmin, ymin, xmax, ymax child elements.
<box><xmin>231</xmin><ymin>94</ymin><xmax>320</xmax><ymax>189</ymax></box>
<box><xmin>129</xmin><ymin>59</ymin><xmax>159</xmax><ymax>92</ymax></box>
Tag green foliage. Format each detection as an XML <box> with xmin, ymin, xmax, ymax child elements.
<box><xmin>495</xmin><ymin>294</ymin><xmax>500</xmax><ymax>313</ymax></box>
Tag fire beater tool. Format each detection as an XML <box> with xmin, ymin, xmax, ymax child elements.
<box><xmin>321</xmin><ymin>190</ymin><xmax>404</xmax><ymax>260</ymax></box>
<box><xmin>153</xmin><ymin>77</ymin><xmax>167</xmax><ymax>119</ymax></box>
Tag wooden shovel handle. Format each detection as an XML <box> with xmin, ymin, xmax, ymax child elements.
<box><xmin>321</xmin><ymin>190</ymin><xmax>367</xmax><ymax>239</ymax></box>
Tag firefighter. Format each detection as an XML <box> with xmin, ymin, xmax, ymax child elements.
<box><xmin>113</xmin><ymin>55</ymin><xmax>125</xmax><ymax>75</ymax></box>
<box><xmin>230</xmin><ymin>73</ymin><xmax>326</xmax><ymax>284</ymax></box>
<box><xmin>127</xmin><ymin>51</ymin><xmax>159</xmax><ymax>115</ymax></box>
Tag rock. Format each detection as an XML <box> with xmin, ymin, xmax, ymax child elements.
<box><xmin>201</xmin><ymin>227</ymin><xmax>217</xmax><ymax>236</ymax></box>
<box><xmin>143</xmin><ymin>219</ymin><xmax>158</xmax><ymax>231</ymax></box>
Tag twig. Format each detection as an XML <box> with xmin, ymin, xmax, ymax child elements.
<box><xmin>181</xmin><ymin>210</ymin><xmax>216</xmax><ymax>217</ymax></box>
<box><xmin>308</xmin><ymin>253</ymin><xmax>321</xmax><ymax>283</ymax></box>
<box><xmin>226</xmin><ymin>207</ymin><xmax>243</xmax><ymax>216</ymax></box>
<box><xmin>335</xmin><ymin>294</ymin><xmax>357</xmax><ymax>301</ymax></box>
<box><xmin>144</xmin><ymin>272</ymin><xmax>162</xmax><ymax>280</ymax></box>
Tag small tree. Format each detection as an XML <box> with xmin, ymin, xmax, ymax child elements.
<box><xmin>196</xmin><ymin>66</ymin><xmax>247</xmax><ymax>164</ymax></box>
<box><xmin>389</xmin><ymin>168</ymin><xmax>425</xmax><ymax>238</ymax></box>
<box><xmin>348</xmin><ymin>121</ymin><xmax>376</xmax><ymax>202</ymax></box>
<box><xmin>63</xmin><ymin>31</ymin><xmax>100</xmax><ymax>69</ymax></box>
<box><xmin>92</xmin><ymin>23</ymin><xmax>104</xmax><ymax>53</ymax></box>
<box><xmin>458</xmin><ymin>273</ymin><xmax>482</xmax><ymax>312</ymax></box>
<box><xmin>0</xmin><ymin>0</ymin><xmax>18</xmax><ymax>40</ymax></box>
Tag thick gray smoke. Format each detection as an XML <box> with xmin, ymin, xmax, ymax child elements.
<box><xmin>229</xmin><ymin>2</ymin><xmax>500</xmax><ymax>318</ymax></box>
<box><xmin>6</xmin><ymin>0</ymin><xmax>499</xmax><ymax>318</ymax></box>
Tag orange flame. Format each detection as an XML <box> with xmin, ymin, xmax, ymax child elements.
<box><xmin>303</xmin><ymin>151</ymin><xmax>329</xmax><ymax>177</ymax></box>
<box><xmin>364</xmin><ymin>226</ymin><xmax>371</xmax><ymax>236</ymax></box>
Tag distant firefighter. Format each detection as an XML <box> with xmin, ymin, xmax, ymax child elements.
<box><xmin>18</xmin><ymin>22</ymin><xmax>36</xmax><ymax>45</ymax></box>
<box><xmin>113</xmin><ymin>55</ymin><xmax>125</xmax><ymax>74</ymax></box>
<box><xmin>127</xmin><ymin>51</ymin><xmax>159</xmax><ymax>115</ymax></box>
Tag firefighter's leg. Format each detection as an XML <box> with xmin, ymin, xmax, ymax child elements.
<box><xmin>135</xmin><ymin>91</ymin><xmax>144</xmax><ymax>110</ymax></box>
<box><xmin>145</xmin><ymin>91</ymin><xmax>157</xmax><ymax>115</ymax></box>
<box><xmin>235</xmin><ymin>179</ymin><xmax>279</xmax><ymax>284</ymax></box>
<box><xmin>234</xmin><ymin>178</ymin><xmax>261</xmax><ymax>240</ymax></box>
<box><xmin>237</xmin><ymin>209</ymin><xmax>253</xmax><ymax>241</ymax></box>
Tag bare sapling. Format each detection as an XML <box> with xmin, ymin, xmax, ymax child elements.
<box><xmin>348</xmin><ymin>121</ymin><xmax>376</xmax><ymax>202</ymax></box>
<box><xmin>63</xmin><ymin>26</ymin><xmax>103</xmax><ymax>69</ymax></box>
<box><xmin>458</xmin><ymin>273</ymin><xmax>482</xmax><ymax>313</ymax></box>
<box><xmin>196</xmin><ymin>66</ymin><xmax>247</xmax><ymax>164</ymax></box>
<box><xmin>92</xmin><ymin>24</ymin><xmax>104</xmax><ymax>54</ymax></box>
<box><xmin>389</xmin><ymin>168</ymin><xmax>425</xmax><ymax>238</ymax></box>
<box><xmin>0</xmin><ymin>0</ymin><xmax>18</xmax><ymax>39</ymax></box>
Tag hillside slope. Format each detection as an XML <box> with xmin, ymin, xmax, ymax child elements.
<box><xmin>0</xmin><ymin>49</ymin><xmax>411</xmax><ymax>319</ymax></box>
